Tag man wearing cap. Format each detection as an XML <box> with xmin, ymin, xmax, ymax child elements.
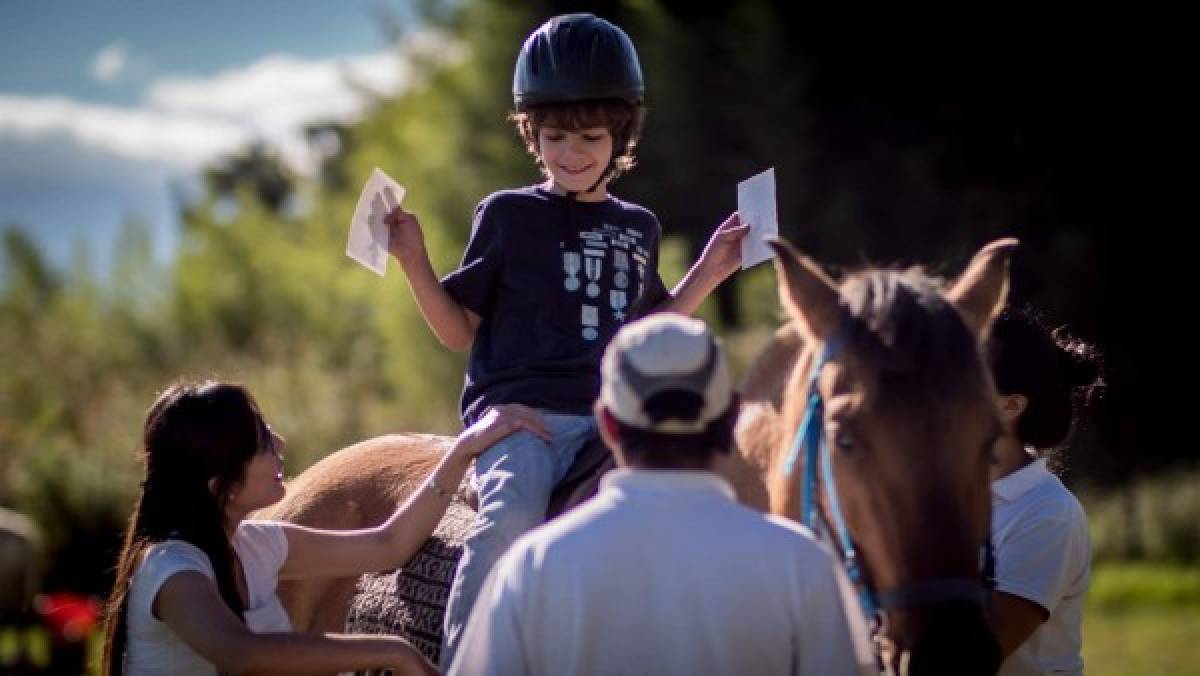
<box><xmin>449</xmin><ymin>314</ymin><xmax>864</xmax><ymax>675</ymax></box>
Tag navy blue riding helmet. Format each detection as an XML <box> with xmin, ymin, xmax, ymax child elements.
<box><xmin>513</xmin><ymin>13</ymin><xmax>644</xmax><ymax>110</ymax></box>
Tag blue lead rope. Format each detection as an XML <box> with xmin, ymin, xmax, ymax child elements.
<box><xmin>780</xmin><ymin>386</ymin><xmax>822</xmax><ymax>526</ymax></box>
<box><xmin>780</xmin><ymin>334</ymin><xmax>879</xmax><ymax>619</ymax></box>
<box><xmin>782</xmin><ymin>333</ymin><xmax>996</xmax><ymax>622</ymax></box>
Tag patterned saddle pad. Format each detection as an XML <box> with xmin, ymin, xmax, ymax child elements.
<box><xmin>345</xmin><ymin>496</ymin><xmax>472</xmax><ymax>667</ymax></box>
<box><xmin>345</xmin><ymin>438</ymin><xmax>615</xmax><ymax>669</ymax></box>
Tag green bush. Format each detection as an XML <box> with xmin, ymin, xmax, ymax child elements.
<box><xmin>1082</xmin><ymin>470</ymin><xmax>1200</xmax><ymax>565</ymax></box>
<box><xmin>1088</xmin><ymin>563</ymin><xmax>1200</xmax><ymax>612</ymax></box>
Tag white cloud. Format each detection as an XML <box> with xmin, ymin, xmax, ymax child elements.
<box><xmin>148</xmin><ymin>51</ymin><xmax>409</xmax><ymax>122</ymax></box>
<box><xmin>0</xmin><ymin>30</ymin><xmax>464</xmax><ymax>174</ymax></box>
<box><xmin>92</xmin><ymin>42</ymin><xmax>130</xmax><ymax>83</ymax></box>
<box><xmin>145</xmin><ymin>49</ymin><xmax>417</xmax><ymax>169</ymax></box>
<box><xmin>0</xmin><ymin>95</ymin><xmax>251</xmax><ymax>170</ymax></box>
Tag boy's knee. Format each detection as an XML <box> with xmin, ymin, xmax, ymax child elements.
<box><xmin>475</xmin><ymin>497</ymin><xmax>545</xmax><ymax>542</ymax></box>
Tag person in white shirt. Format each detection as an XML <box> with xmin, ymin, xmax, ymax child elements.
<box><xmin>985</xmin><ymin>308</ymin><xmax>1104</xmax><ymax>676</ymax></box>
<box><xmin>450</xmin><ymin>314</ymin><xmax>865</xmax><ymax>676</ymax></box>
<box><xmin>101</xmin><ymin>380</ymin><xmax>533</xmax><ymax>676</ymax></box>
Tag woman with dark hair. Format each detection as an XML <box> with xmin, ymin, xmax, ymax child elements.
<box><xmin>986</xmin><ymin>308</ymin><xmax>1104</xmax><ymax>676</ymax></box>
<box><xmin>102</xmin><ymin>380</ymin><xmax>531</xmax><ymax>675</ymax></box>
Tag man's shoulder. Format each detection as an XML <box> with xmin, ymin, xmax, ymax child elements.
<box><xmin>708</xmin><ymin>505</ymin><xmax>838</xmax><ymax>568</ymax></box>
<box><xmin>741</xmin><ymin>508</ymin><xmax>822</xmax><ymax>545</ymax></box>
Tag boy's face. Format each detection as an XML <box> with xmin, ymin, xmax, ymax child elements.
<box><xmin>537</xmin><ymin>126</ymin><xmax>614</xmax><ymax>193</ymax></box>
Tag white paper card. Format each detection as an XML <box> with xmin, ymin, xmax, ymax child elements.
<box><xmin>737</xmin><ymin>167</ymin><xmax>778</xmax><ymax>270</ymax></box>
<box><xmin>347</xmin><ymin>168</ymin><xmax>406</xmax><ymax>276</ymax></box>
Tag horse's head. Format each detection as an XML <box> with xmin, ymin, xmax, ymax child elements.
<box><xmin>768</xmin><ymin>238</ymin><xmax>1016</xmax><ymax>675</ymax></box>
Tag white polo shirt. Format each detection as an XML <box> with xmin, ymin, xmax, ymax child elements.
<box><xmin>450</xmin><ymin>468</ymin><xmax>869</xmax><ymax>676</ymax></box>
<box><xmin>992</xmin><ymin>458</ymin><xmax>1090</xmax><ymax>676</ymax></box>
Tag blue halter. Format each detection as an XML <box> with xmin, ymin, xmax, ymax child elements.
<box><xmin>780</xmin><ymin>332</ymin><xmax>995</xmax><ymax>623</ymax></box>
<box><xmin>779</xmin><ymin>333</ymin><xmax>879</xmax><ymax>617</ymax></box>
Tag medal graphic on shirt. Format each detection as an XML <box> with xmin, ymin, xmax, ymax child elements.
<box><xmin>610</xmin><ymin>289</ymin><xmax>627</xmax><ymax>322</ymax></box>
<box><xmin>584</xmin><ymin>254</ymin><xmax>603</xmax><ymax>298</ymax></box>
<box><xmin>581</xmin><ymin>304</ymin><xmax>599</xmax><ymax>341</ymax></box>
<box><xmin>612</xmin><ymin>249</ymin><xmax>630</xmax><ymax>289</ymax></box>
<box><xmin>562</xmin><ymin>251</ymin><xmax>581</xmax><ymax>292</ymax></box>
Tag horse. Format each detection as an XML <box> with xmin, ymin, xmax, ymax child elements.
<box><xmin>264</xmin><ymin>236</ymin><xmax>1015</xmax><ymax>674</ymax></box>
<box><xmin>758</xmin><ymin>237</ymin><xmax>1015</xmax><ymax>675</ymax></box>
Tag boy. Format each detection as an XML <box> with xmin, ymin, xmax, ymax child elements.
<box><xmin>384</xmin><ymin>13</ymin><xmax>747</xmax><ymax>666</ymax></box>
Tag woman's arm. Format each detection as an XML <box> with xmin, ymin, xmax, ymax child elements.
<box><xmin>155</xmin><ymin>571</ymin><xmax>435</xmax><ymax>675</ymax></box>
<box><xmin>279</xmin><ymin>404</ymin><xmax>550</xmax><ymax>580</ymax></box>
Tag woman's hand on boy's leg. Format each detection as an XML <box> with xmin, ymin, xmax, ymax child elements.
<box><xmin>384</xmin><ymin>206</ymin><xmax>428</xmax><ymax>268</ymax></box>
<box><xmin>454</xmin><ymin>404</ymin><xmax>553</xmax><ymax>459</ymax></box>
<box><xmin>698</xmin><ymin>212</ymin><xmax>751</xmax><ymax>284</ymax></box>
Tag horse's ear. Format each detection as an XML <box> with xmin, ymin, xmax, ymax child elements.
<box><xmin>947</xmin><ymin>238</ymin><xmax>1019</xmax><ymax>339</ymax></box>
<box><xmin>769</xmin><ymin>237</ymin><xmax>841</xmax><ymax>342</ymax></box>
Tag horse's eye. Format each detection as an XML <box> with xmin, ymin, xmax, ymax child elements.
<box><xmin>829</xmin><ymin>425</ymin><xmax>855</xmax><ymax>452</ymax></box>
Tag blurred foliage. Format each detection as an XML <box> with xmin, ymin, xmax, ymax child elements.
<box><xmin>1083</xmin><ymin>470</ymin><xmax>1200</xmax><ymax>566</ymax></box>
<box><xmin>1</xmin><ymin>0</ymin><xmax>1134</xmax><ymax>604</ymax></box>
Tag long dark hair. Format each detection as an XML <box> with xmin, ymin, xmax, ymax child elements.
<box><xmin>101</xmin><ymin>380</ymin><xmax>269</xmax><ymax>675</ymax></box>
<box><xmin>987</xmin><ymin>307</ymin><xmax>1105</xmax><ymax>452</ymax></box>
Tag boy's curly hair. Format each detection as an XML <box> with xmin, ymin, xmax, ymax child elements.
<box><xmin>511</xmin><ymin>99</ymin><xmax>646</xmax><ymax>183</ymax></box>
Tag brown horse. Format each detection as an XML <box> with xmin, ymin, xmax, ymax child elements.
<box><xmin>265</xmin><ymin>237</ymin><xmax>1014</xmax><ymax>674</ymax></box>
<box><xmin>758</xmin><ymin>237</ymin><xmax>1015</xmax><ymax>675</ymax></box>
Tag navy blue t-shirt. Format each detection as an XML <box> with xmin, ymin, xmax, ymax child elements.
<box><xmin>441</xmin><ymin>186</ymin><xmax>671</xmax><ymax>423</ymax></box>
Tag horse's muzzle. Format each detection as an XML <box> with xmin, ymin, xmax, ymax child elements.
<box><xmin>887</xmin><ymin>601</ymin><xmax>1001</xmax><ymax>676</ymax></box>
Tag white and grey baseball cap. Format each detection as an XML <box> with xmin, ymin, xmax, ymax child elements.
<box><xmin>599</xmin><ymin>314</ymin><xmax>733</xmax><ymax>433</ymax></box>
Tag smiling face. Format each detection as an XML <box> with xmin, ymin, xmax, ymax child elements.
<box><xmin>537</xmin><ymin>125</ymin><xmax>614</xmax><ymax>196</ymax></box>
<box><xmin>512</xmin><ymin>99</ymin><xmax>644</xmax><ymax>197</ymax></box>
<box><xmin>225</xmin><ymin>424</ymin><xmax>287</xmax><ymax>516</ymax></box>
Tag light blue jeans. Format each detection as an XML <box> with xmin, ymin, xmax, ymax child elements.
<box><xmin>440</xmin><ymin>411</ymin><xmax>597</xmax><ymax>669</ymax></box>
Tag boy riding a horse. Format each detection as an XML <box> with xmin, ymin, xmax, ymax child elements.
<box><xmin>382</xmin><ymin>13</ymin><xmax>746</xmax><ymax>667</ymax></box>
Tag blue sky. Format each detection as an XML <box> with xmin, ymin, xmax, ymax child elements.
<box><xmin>0</xmin><ymin>0</ymin><xmax>424</xmax><ymax>273</ymax></box>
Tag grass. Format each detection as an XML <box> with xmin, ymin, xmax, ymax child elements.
<box><xmin>1088</xmin><ymin>563</ymin><xmax>1200</xmax><ymax>612</ymax></box>
<box><xmin>1084</xmin><ymin>607</ymin><xmax>1200</xmax><ymax>676</ymax></box>
<box><xmin>1082</xmin><ymin>563</ymin><xmax>1200</xmax><ymax>676</ymax></box>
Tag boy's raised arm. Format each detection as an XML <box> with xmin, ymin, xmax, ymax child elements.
<box><xmin>386</xmin><ymin>207</ymin><xmax>480</xmax><ymax>352</ymax></box>
<box><xmin>661</xmin><ymin>212</ymin><xmax>749</xmax><ymax>316</ymax></box>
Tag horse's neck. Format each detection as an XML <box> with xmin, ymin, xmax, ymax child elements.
<box><xmin>727</xmin><ymin>323</ymin><xmax>807</xmax><ymax>512</ymax></box>
<box><xmin>739</xmin><ymin>323</ymin><xmax>806</xmax><ymax>408</ymax></box>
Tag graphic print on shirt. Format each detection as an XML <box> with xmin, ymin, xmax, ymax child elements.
<box><xmin>561</xmin><ymin>224</ymin><xmax>651</xmax><ymax>341</ymax></box>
